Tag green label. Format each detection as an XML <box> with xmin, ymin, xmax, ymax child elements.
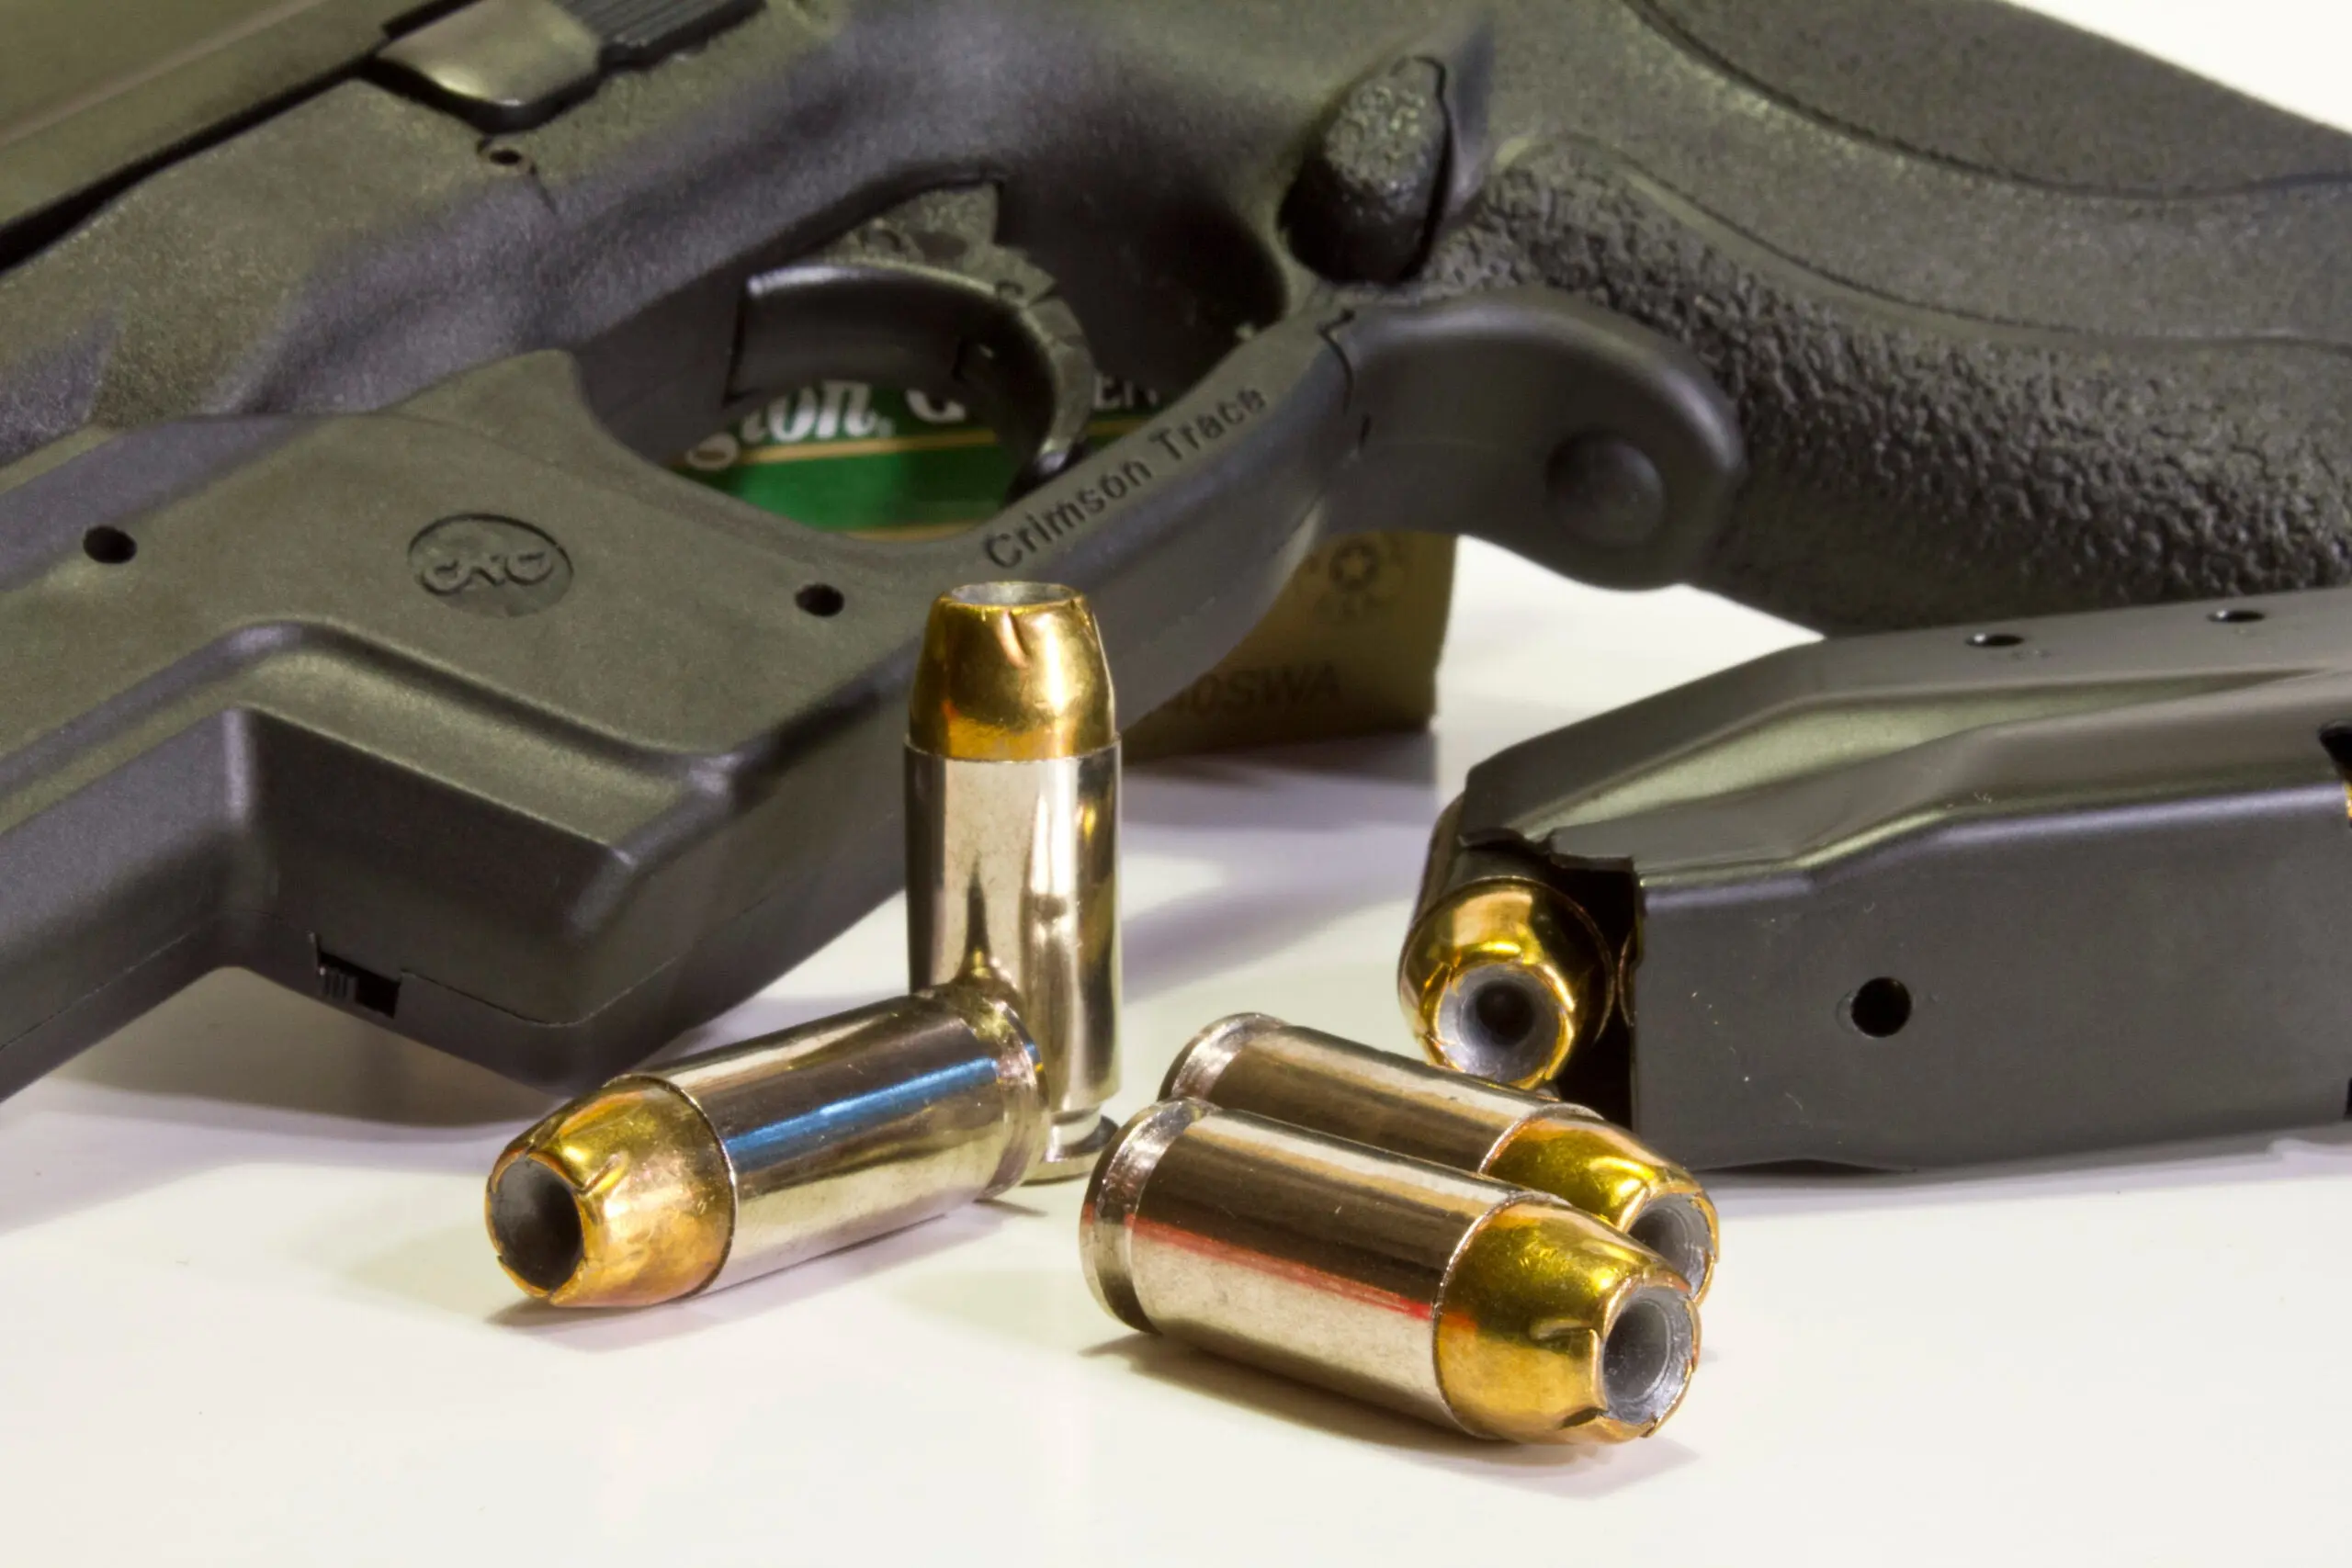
<box><xmin>676</xmin><ymin>379</ymin><xmax>1158</xmax><ymax>536</ymax></box>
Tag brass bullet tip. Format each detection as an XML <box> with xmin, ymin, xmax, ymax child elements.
<box><xmin>1486</xmin><ymin>1111</ymin><xmax>1722</xmax><ymax>1301</ymax></box>
<box><xmin>1397</xmin><ymin>879</ymin><xmax>1613</xmax><ymax>1089</ymax></box>
<box><xmin>1436</xmin><ymin>1198</ymin><xmax>1701</xmax><ymax>1443</ymax></box>
<box><xmin>485</xmin><ymin>1079</ymin><xmax>734</xmax><ymax>1309</ymax></box>
<box><xmin>909</xmin><ymin>582</ymin><xmax>1116</xmax><ymax>761</ymax></box>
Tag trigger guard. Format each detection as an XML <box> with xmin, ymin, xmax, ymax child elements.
<box><xmin>731</xmin><ymin>216</ymin><xmax>1097</xmax><ymax>496</ymax></box>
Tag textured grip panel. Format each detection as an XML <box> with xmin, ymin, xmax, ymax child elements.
<box><xmin>1643</xmin><ymin>0</ymin><xmax>2352</xmax><ymax>193</ymax></box>
<box><xmin>1423</xmin><ymin>134</ymin><xmax>2352</xmax><ymax>634</ymax></box>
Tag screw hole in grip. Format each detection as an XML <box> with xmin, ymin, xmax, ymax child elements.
<box><xmin>1846</xmin><ymin>977</ymin><xmax>1913</xmax><ymax>1038</ymax></box>
<box><xmin>84</xmin><ymin>526</ymin><xmax>136</xmax><ymax>565</ymax></box>
<box><xmin>2211</xmin><ymin>607</ymin><xmax>2266</xmax><ymax>625</ymax></box>
<box><xmin>797</xmin><ymin>583</ymin><xmax>845</xmax><ymax>617</ymax></box>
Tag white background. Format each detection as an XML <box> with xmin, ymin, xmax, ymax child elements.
<box><xmin>6</xmin><ymin>4</ymin><xmax>2352</xmax><ymax>1562</ymax></box>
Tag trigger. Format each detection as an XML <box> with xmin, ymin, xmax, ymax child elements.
<box><xmin>730</xmin><ymin>187</ymin><xmax>1098</xmax><ymax>497</ymax></box>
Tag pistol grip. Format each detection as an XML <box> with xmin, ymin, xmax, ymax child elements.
<box><xmin>1429</xmin><ymin>0</ymin><xmax>2352</xmax><ymax>632</ymax></box>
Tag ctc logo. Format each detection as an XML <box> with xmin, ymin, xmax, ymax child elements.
<box><xmin>409</xmin><ymin>515</ymin><xmax>573</xmax><ymax>618</ymax></box>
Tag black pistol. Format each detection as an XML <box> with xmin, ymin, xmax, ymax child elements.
<box><xmin>4</xmin><ymin>0</ymin><xmax>2351</xmax><ymax>1101</ymax></box>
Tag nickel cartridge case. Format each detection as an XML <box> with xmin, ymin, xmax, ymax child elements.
<box><xmin>908</xmin><ymin>581</ymin><xmax>1120</xmax><ymax>1179</ymax></box>
<box><xmin>1083</xmin><ymin>1100</ymin><xmax>1700</xmax><ymax>1443</ymax></box>
<box><xmin>487</xmin><ymin>984</ymin><xmax>1043</xmax><ymax>1308</ymax></box>
<box><xmin>1167</xmin><ymin>1014</ymin><xmax>1717</xmax><ymax>1298</ymax></box>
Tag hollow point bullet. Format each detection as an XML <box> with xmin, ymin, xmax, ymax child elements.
<box><xmin>1083</xmin><ymin>1100</ymin><xmax>1701</xmax><ymax>1443</ymax></box>
<box><xmin>485</xmin><ymin>984</ymin><xmax>1044</xmax><ymax>1308</ymax></box>
<box><xmin>908</xmin><ymin>581</ymin><xmax>1120</xmax><ymax>1180</ymax></box>
<box><xmin>1398</xmin><ymin>874</ymin><xmax>1615</xmax><ymax>1089</ymax></box>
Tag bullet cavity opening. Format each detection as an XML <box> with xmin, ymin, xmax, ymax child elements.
<box><xmin>1437</xmin><ymin>964</ymin><xmax>1562</xmax><ymax>1083</ymax></box>
<box><xmin>489</xmin><ymin>1158</ymin><xmax>585</xmax><ymax>1296</ymax></box>
<box><xmin>1602</xmin><ymin>1288</ymin><xmax>1694</xmax><ymax>1429</ymax></box>
<box><xmin>953</xmin><ymin>581</ymin><xmax>1071</xmax><ymax>608</ymax></box>
<box><xmin>1628</xmin><ymin>1196</ymin><xmax>1713</xmax><ymax>1296</ymax></box>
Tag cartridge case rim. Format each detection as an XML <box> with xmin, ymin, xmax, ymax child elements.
<box><xmin>1033</xmin><ymin>1111</ymin><xmax>1119</xmax><ymax>1182</ymax></box>
<box><xmin>1159</xmin><ymin>1011</ymin><xmax>1283</xmax><ymax>1101</ymax></box>
<box><xmin>1079</xmin><ymin>1097</ymin><xmax>1212</xmax><ymax>1333</ymax></box>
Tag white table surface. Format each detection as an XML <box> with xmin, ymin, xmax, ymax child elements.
<box><xmin>8</xmin><ymin>6</ymin><xmax>2352</xmax><ymax>1562</ymax></box>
